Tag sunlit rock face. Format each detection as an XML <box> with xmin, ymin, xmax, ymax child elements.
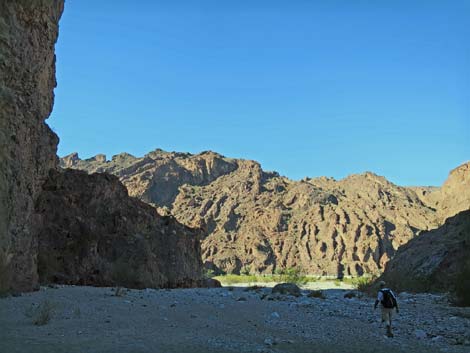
<box><xmin>65</xmin><ymin>150</ymin><xmax>463</xmax><ymax>277</ymax></box>
<box><xmin>0</xmin><ymin>0</ymin><xmax>64</xmax><ymax>291</ymax></box>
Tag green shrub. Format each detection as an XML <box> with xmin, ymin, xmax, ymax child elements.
<box><xmin>355</xmin><ymin>275</ymin><xmax>377</xmax><ymax>296</ymax></box>
<box><xmin>240</xmin><ymin>265</ymin><xmax>251</xmax><ymax>276</ymax></box>
<box><xmin>203</xmin><ymin>268</ymin><xmax>216</xmax><ymax>279</ymax></box>
<box><xmin>276</xmin><ymin>268</ymin><xmax>308</xmax><ymax>285</ymax></box>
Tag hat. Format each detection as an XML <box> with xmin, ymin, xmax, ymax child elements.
<box><xmin>379</xmin><ymin>281</ymin><xmax>386</xmax><ymax>287</ymax></box>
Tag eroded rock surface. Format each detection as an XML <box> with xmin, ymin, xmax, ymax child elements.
<box><xmin>63</xmin><ymin>150</ymin><xmax>467</xmax><ymax>277</ymax></box>
<box><xmin>0</xmin><ymin>0</ymin><xmax>64</xmax><ymax>291</ymax></box>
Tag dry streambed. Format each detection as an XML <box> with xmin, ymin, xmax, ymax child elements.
<box><xmin>0</xmin><ymin>285</ymin><xmax>469</xmax><ymax>353</ymax></box>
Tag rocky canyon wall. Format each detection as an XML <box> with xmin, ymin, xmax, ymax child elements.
<box><xmin>1</xmin><ymin>1</ymin><xmax>204</xmax><ymax>292</ymax></box>
<box><xmin>36</xmin><ymin>169</ymin><xmax>203</xmax><ymax>288</ymax></box>
<box><xmin>0</xmin><ymin>0</ymin><xmax>64</xmax><ymax>291</ymax></box>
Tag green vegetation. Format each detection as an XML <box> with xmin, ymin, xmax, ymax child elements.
<box><xmin>275</xmin><ymin>268</ymin><xmax>309</xmax><ymax>284</ymax></box>
<box><xmin>214</xmin><ymin>268</ymin><xmax>310</xmax><ymax>285</ymax></box>
<box><xmin>353</xmin><ymin>276</ymin><xmax>377</xmax><ymax>295</ymax></box>
<box><xmin>213</xmin><ymin>269</ymin><xmax>383</xmax><ymax>291</ymax></box>
<box><xmin>203</xmin><ymin>268</ymin><xmax>216</xmax><ymax>279</ymax></box>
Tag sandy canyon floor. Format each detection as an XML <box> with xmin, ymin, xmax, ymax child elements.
<box><xmin>1</xmin><ymin>285</ymin><xmax>469</xmax><ymax>353</ymax></box>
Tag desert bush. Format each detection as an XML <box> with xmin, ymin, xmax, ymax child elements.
<box><xmin>240</xmin><ymin>265</ymin><xmax>251</xmax><ymax>276</ymax></box>
<box><xmin>26</xmin><ymin>300</ymin><xmax>56</xmax><ymax>326</ymax></box>
<box><xmin>203</xmin><ymin>268</ymin><xmax>216</xmax><ymax>279</ymax></box>
<box><xmin>276</xmin><ymin>268</ymin><xmax>308</xmax><ymax>285</ymax></box>
<box><xmin>355</xmin><ymin>275</ymin><xmax>377</xmax><ymax>296</ymax></box>
<box><xmin>455</xmin><ymin>260</ymin><xmax>470</xmax><ymax>307</ymax></box>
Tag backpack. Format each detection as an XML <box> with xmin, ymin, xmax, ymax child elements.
<box><xmin>380</xmin><ymin>289</ymin><xmax>397</xmax><ymax>309</ymax></box>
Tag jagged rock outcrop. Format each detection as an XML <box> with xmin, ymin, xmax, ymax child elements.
<box><xmin>61</xmin><ymin>150</ymin><xmax>239</xmax><ymax>207</ymax></box>
<box><xmin>410</xmin><ymin>162</ymin><xmax>470</xmax><ymax>220</ymax></box>
<box><xmin>0</xmin><ymin>0</ymin><xmax>64</xmax><ymax>291</ymax></box>
<box><xmin>63</xmin><ymin>150</ymin><xmax>453</xmax><ymax>277</ymax></box>
<box><xmin>379</xmin><ymin>210</ymin><xmax>470</xmax><ymax>292</ymax></box>
<box><xmin>35</xmin><ymin>169</ymin><xmax>203</xmax><ymax>288</ymax></box>
<box><xmin>437</xmin><ymin>162</ymin><xmax>470</xmax><ymax>220</ymax></box>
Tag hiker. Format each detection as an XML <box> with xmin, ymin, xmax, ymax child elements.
<box><xmin>374</xmin><ymin>281</ymin><xmax>399</xmax><ymax>337</ymax></box>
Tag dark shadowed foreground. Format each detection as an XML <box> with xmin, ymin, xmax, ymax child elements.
<box><xmin>1</xmin><ymin>286</ymin><xmax>469</xmax><ymax>353</ymax></box>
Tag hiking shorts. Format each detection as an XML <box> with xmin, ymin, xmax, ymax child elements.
<box><xmin>381</xmin><ymin>308</ymin><xmax>394</xmax><ymax>326</ymax></box>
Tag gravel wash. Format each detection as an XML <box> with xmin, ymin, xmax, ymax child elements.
<box><xmin>1</xmin><ymin>285</ymin><xmax>469</xmax><ymax>353</ymax></box>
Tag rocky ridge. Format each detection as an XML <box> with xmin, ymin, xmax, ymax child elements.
<box><xmin>62</xmin><ymin>150</ymin><xmax>470</xmax><ymax>277</ymax></box>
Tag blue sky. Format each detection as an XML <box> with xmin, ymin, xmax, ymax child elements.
<box><xmin>49</xmin><ymin>0</ymin><xmax>470</xmax><ymax>186</ymax></box>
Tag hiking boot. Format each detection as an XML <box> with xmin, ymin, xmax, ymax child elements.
<box><xmin>386</xmin><ymin>326</ymin><xmax>394</xmax><ymax>338</ymax></box>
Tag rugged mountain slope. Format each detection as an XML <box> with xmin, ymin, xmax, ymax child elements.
<box><xmin>36</xmin><ymin>169</ymin><xmax>203</xmax><ymax>288</ymax></box>
<box><xmin>63</xmin><ymin>150</ymin><xmax>453</xmax><ymax>277</ymax></box>
<box><xmin>379</xmin><ymin>210</ymin><xmax>470</xmax><ymax>293</ymax></box>
<box><xmin>0</xmin><ymin>0</ymin><xmax>64</xmax><ymax>291</ymax></box>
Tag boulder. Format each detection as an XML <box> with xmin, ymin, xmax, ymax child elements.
<box><xmin>272</xmin><ymin>283</ymin><xmax>301</xmax><ymax>297</ymax></box>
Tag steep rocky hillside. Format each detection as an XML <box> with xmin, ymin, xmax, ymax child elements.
<box><xmin>35</xmin><ymin>169</ymin><xmax>203</xmax><ymax>288</ymax></box>
<box><xmin>380</xmin><ymin>210</ymin><xmax>470</xmax><ymax>293</ymax></box>
<box><xmin>62</xmin><ymin>150</ymin><xmax>465</xmax><ymax>277</ymax></box>
<box><xmin>0</xmin><ymin>0</ymin><xmax>64</xmax><ymax>291</ymax></box>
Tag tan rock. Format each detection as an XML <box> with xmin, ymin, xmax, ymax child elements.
<box><xmin>63</xmin><ymin>150</ymin><xmax>470</xmax><ymax>278</ymax></box>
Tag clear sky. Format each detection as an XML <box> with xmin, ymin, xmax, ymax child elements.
<box><xmin>49</xmin><ymin>0</ymin><xmax>470</xmax><ymax>186</ymax></box>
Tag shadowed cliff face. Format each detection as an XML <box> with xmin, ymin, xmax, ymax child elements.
<box><xmin>63</xmin><ymin>150</ymin><xmax>468</xmax><ymax>277</ymax></box>
<box><xmin>35</xmin><ymin>169</ymin><xmax>203</xmax><ymax>288</ymax></box>
<box><xmin>0</xmin><ymin>0</ymin><xmax>64</xmax><ymax>291</ymax></box>
<box><xmin>380</xmin><ymin>210</ymin><xmax>470</xmax><ymax>293</ymax></box>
